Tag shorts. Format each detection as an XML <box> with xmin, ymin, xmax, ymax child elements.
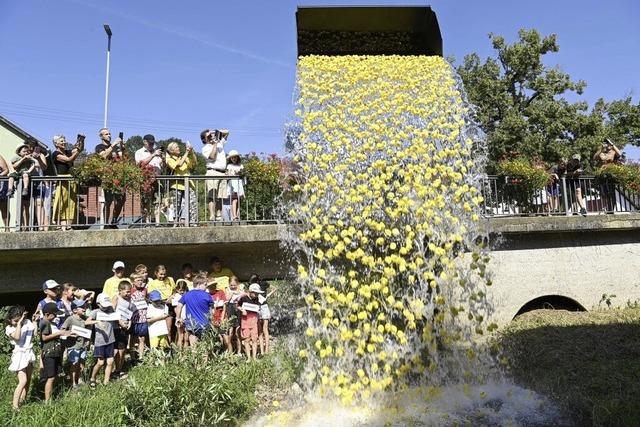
<box><xmin>132</xmin><ymin>322</ymin><xmax>149</xmax><ymax>337</ymax></box>
<box><xmin>68</xmin><ymin>348</ymin><xmax>87</xmax><ymax>364</ymax></box>
<box><xmin>167</xmin><ymin>304</ymin><xmax>176</xmax><ymax>318</ymax></box>
<box><xmin>546</xmin><ymin>183</ymin><xmax>560</xmax><ymax>197</ymax></box>
<box><xmin>205</xmin><ymin>169</ymin><xmax>228</xmax><ymax>200</ymax></box>
<box><xmin>186</xmin><ymin>326</ymin><xmax>207</xmax><ymax>340</ymax></box>
<box><xmin>213</xmin><ymin>308</ymin><xmax>225</xmax><ymax>326</ymax></box>
<box><xmin>259</xmin><ymin>304</ymin><xmax>271</xmax><ymax>320</ymax></box>
<box><xmin>42</xmin><ymin>356</ymin><xmax>63</xmax><ymax>379</ymax></box>
<box><xmin>150</xmin><ymin>335</ymin><xmax>169</xmax><ymax>349</ymax></box>
<box><xmin>566</xmin><ymin>178</ymin><xmax>582</xmax><ymax>195</ymax></box>
<box><xmin>0</xmin><ymin>180</ymin><xmax>9</xmax><ymax>201</ymax></box>
<box><xmin>94</xmin><ymin>343</ymin><xmax>115</xmax><ymax>359</ymax></box>
<box><xmin>241</xmin><ymin>325</ymin><xmax>258</xmax><ymax>340</ymax></box>
<box><xmin>114</xmin><ymin>329</ymin><xmax>129</xmax><ymax>350</ymax></box>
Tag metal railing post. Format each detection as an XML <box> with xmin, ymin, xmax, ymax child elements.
<box><xmin>561</xmin><ymin>177</ymin><xmax>569</xmax><ymax>216</ymax></box>
<box><xmin>14</xmin><ymin>180</ymin><xmax>22</xmax><ymax>232</ymax></box>
<box><xmin>184</xmin><ymin>177</ymin><xmax>190</xmax><ymax>227</ymax></box>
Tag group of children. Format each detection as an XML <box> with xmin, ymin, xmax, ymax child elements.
<box><xmin>3</xmin><ymin>257</ymin><xmax>276</xmax><ymax>410</ymax></box>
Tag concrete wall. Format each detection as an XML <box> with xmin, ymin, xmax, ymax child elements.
<box><xmin>0</xmin><ymin>225</ymin><xmax>290</xmax><ymax>293</ymax></box>
<box><xmin>488</xmin><ymin>229</ymin><xmax>640</xmax><ymax>324</ymax></box>
<box><xmin>1</xmin><ymin>216</ymin><xmax>639</xmax><ymax>325</ymax></box>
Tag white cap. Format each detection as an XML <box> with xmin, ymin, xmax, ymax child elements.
<box><xmin>112</xmin><ymin>261</ymin><xmax>125</xmax><ymax>271</ymax></box>
<box><xmin>227</xmin><ymin>149</ymin><xmax>240</xmax><ymax>159</ymax></box>
<box><xmin>248</xmin><ymin>283</ymin><xmax>264</xmax><ymax>294</ymax></box>
<box><xmin>96</xmin><ymin>293</ymin><xmax>112</xmax><ymax>308</ymax></box>
<box><xmin>43</xmin><ymin>279</ymin><xmax>61</xmax><ymax>290</ymax></box>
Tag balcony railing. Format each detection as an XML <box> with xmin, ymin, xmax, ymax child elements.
<box><xmin>2</xmin><ymin>174</ymin><xmax>638</xmax><ymax>232</ymax></box>
<box><xmin>480</xmin><ymin>175</ymin><xmax>639</xmax><ymax>217</ymax></box>
<box><xmin>0</xmin><ymin>175</ymin><xmax>278</xmax><ymax>232</ymax></box>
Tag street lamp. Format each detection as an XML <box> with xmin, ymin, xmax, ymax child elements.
<box><xmin>103</xmin><ymin>24</ymin><xmax>112</xmax><ymax>128</ymax></box>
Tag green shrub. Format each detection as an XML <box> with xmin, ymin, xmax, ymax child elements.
<box><xmin>595</xmin><ymin>163</ymin><xmax>640</xmax><ymax>192</ymax></box>
<box><xmin>0</xmin><ymin>333</ymin><xmax>299</xmax><ymax>426</ymax></box>
<box><xmin>72</xmin><ymin>155</ymin><xmax>156</xmax><ymax>195</ymax></box>
<box><xmin>241</xmin><ymin>153</ymin><xmax>286</xmax><ymax>220</ymax></box>
<box><xmin>497</xmin><ymin>159</ymin><xmax>550</xmax><ymax>212</ymax></box>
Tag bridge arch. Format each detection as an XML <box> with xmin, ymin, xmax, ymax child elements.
<box><xmin>513</xmin><ymin>294</ymin><xmax>587</xmax><ymax>319</ymax></box>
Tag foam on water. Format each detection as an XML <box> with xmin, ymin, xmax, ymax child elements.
<box><xmin>249</xmin><ymin>382</ymin><xmax>560</xmax><ymax>426</ymax></box>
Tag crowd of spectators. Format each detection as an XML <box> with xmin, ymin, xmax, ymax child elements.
<box><xmin>3</xmin><ymin>256</ymin><xmax>276</xmax><ymax>409</ymax></box>
<box><xmin>0</xmin><ymin>127</ymin><xmax>245</xmax><ymax>231</ymax></box>
<box><xmin>523</xmin><ymin>139</ymin><xmax>625</xmax><ymax>216</ymax></box>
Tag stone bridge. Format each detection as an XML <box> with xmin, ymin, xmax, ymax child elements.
<box><xmin>1</xmin><ymin>215</ymin><xmax>639</xmax><ymax>325</ymax></box>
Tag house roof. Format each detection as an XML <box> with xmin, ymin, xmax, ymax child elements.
<box><xmin>0</xmin><ymin>114</ymin><xmax>46</xmax><ymax>149</ymax></box>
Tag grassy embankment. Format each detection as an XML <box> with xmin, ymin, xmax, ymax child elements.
<box><xmin>499</xmin><ymin>308</ymin><xmax>640</xmax><ymax>426</ymax></box>
<box><xmin>0</xmin><ymin>337</ymin><xmax>300</xmax><ymax>426</ymax></box>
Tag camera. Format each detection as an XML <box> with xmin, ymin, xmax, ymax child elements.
<box><xmin>74</xmin><ymin>134</ymin><xmax>85</xmax><ymax>151</ymax></box>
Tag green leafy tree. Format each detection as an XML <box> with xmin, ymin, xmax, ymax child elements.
<box><xmin>457</xmin><ymin>29</ymin><xmax>640</xmax><ymax>172</ymax></box>
<box><xmin>125</xmin><ymin>136</ymin><xmax>205</xmax><ymax>174</ymax></box>
<box><xmin>241</xmin><ymin>153</ymin><xmax>285</xmax><ymax>220</ymax></box>
<box><xmin>124</xmin><ymin>135</ymin><xmax>144</xmax><ymax>156</ymax></box>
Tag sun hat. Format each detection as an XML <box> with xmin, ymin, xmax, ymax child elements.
<box><xmin>15</xmin><ymin>143</ymin><xmax>30</xmax><ymax>155</ymax></box>
<box><xmin>148</xmin><ymin>290</ymin><xmax>163</xmax><ymax>302</ymax></box>
<box><xmin>96</xmin><ymin>293</ymin><xmax>112</xmax><ymax>308</ymax></box>
<box><xmin>227</xmin><ymin>149</ymin><xmax>240</xmax><ymax>159</ymax></box>
<box><xmin>248</xmin><ymin>283</ymin><xmax>264</xmax><ymax>294</ymax></box>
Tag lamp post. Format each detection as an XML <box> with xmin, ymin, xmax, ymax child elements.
<box><xmin>103</xmin><ymin>24</ymin><xmax>112</xmax><ymax>128</ymax></box>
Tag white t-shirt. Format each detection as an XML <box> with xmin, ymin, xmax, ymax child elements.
<box><xmin>202</xmin><ymin>140</ymin><xmax>226</xmax><ymax>171</ymax></box>
<box><xmin>146</xmin><ymin>304</ymin><xmax>169</xmax><ymax>337</ymax></box>
<box><xmin>135</xmin><ymin>147</ymin><xmax>163</xmax><ymax>174</ymax></box>
<box><xmin>5</xmin><ymin>320</ymin><xmax>35</xmax><ymax>351</ymax></box>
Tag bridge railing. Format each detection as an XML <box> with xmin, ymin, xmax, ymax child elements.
<box><xmin>480</xmin><ymin>175</ymin><xmax>640</xmax><ymax>217</ymax></box>
<box><xmin>3</xmin><ymin>174</ymin><xmax>639</xmax><ymax>231</ymax></box>
<box><xmin>0</xmin><ymin>175</ymin><xmax>278</xmax><ymax>231</ymax></box>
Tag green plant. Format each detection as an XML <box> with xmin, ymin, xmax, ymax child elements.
<box><xmin>241</xmin><ymin>153</ymin><xmax>286</xmax><ymax>220</ymax></box>
<box><xmin>595</xmin><ymin>163</ymin><xmax>640</xmax><ymax>192</ymax></box>
<box><xmin>599</xmin><ymin>293</ymin><xmax>617</xmax><ymax>308</ymax></box>
<box><xmin>72</xmin><ymin>155</ymin><xmax>108</xmax><ymax>187</ymax></box>
<box><xmin>72</xmin><ymin>155</ymin><xmax>156</xmax><ymax>195</ymax></box>
<box><xmin>0</xmin><ymin>329</ymin><xmax>299</xmax><ymax>426</ymax></box>
<box><xmin>497</xmin><ymin>159</ymin><xmax>550</xmax><ymax>213</ymax></box>
<box><xmin>626</xmin><ymin>299</ymin><xmax>640</xmax><ymax>309</ymax></box>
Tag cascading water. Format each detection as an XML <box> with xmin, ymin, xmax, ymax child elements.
<box><xmin>251</xmin><ymin>55</ymin><xmax>563</xmax><ymax>426</ymax></box>
<box><xmin>284</xmin><ymin>54</ymin><xmax>494</xmax><ymax>394</ymax></box>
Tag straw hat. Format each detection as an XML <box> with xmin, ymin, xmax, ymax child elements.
<box><xmin>15</xmin><ymin>143</ymin><xmax>29</xmax><ymax>155</ymax></box>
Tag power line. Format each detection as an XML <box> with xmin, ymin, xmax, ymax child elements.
<box><xmin>0</xmin><ymin>100</ymin><xmax>285</xmax><ymax>135</ymax></box>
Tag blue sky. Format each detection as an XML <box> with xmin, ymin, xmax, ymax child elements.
<box><xmin>1</xmin><ymin>0</ymin><xmax>638</xmax><ymax>157</ymax></box>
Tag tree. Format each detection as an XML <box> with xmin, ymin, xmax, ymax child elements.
<box><xmin>124</xmin><ymin>136</ymin><xmax>206</xmax><ymax>174</ymax></box>
<box><xmin>457</xmin><ymin>29</ymin><xmax>640</xmax><ymax>172</ymax></box>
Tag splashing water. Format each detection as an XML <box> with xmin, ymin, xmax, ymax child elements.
<box><xmin>261</xmin><ymin>55</ymin><xmax>561</xmax><ymax>425</ymax></box>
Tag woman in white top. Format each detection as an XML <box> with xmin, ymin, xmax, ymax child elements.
<box><xmin>5</xmin><ymin>306</ymin><xmax>36</xmax><ymax>409</ymax></box>
<box><xmin>225</xmin><ymin>150</ymin><xmax>245</xmax><ymax>221</ymax></box>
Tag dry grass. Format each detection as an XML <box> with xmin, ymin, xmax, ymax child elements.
<box><xmin>499</xmin><ymin>308</ymin><xmax>640</xmax><ymax>426</ymax></box>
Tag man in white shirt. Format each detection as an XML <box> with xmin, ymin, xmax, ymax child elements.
<box><xmin>135</xmin><ymin>134</ymin><xmax>164</xmax><ymax>225</ymax></box>
<box><xmin>200</xmin><ymin>129</ymin><xmax>229</xmax><ymax>221</ymax></box>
